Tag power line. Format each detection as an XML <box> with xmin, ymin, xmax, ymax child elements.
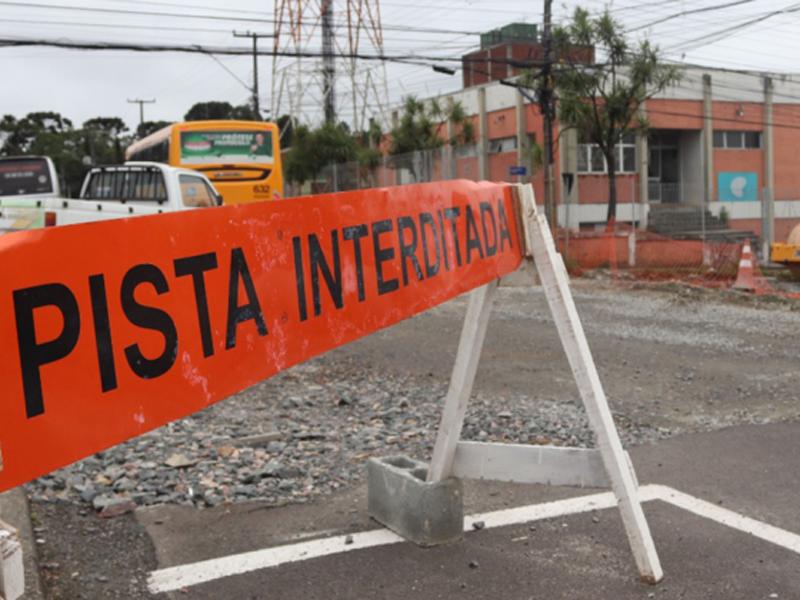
<box><xmin>0</xmin><ymin>35</ymin><xmax>560</xmax><ymax>69</ymax></box>
<box><xmin>200</xmin><ymin>48</ymin><xmax>251</xmax><ymax>92</ymax></box>
<box><xmin>0</xmin><ymin>17</ymin><xmax>488</xmax><ymax>47</ymax></box>
<box><xmin>104</xmin><ymin>0</ymin><xmax>269</xmax><ymax>16</ymax></box>
<box><xmin>0</xmin><ymin>1</ymin><xmax>483</xmax><ymax>36</ymax></box>
<box><xmin>666</xmin><ymin>2</ymin><xmax>800</xmax><ymax>53</ymax></box>
<box><xmin>629</xmin><ymin>0</ymin><xmax>756</xmax><ymax>32</ymax></box>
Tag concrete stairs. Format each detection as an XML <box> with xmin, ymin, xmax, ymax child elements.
<box><xmin>648</xmin><ymin>204</ymin><xmax>757</xmax><ymax>244</ymax></box>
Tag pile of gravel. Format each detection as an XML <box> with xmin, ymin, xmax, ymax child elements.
<box><xmin>27</xmin><ymin>356</ymin><xmax>672</xmax><ymax>512</ymax></box>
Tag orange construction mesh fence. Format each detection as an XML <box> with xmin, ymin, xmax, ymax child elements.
<box><xmin>556</xmin><ymin>230</ymin><xmax>800</xmax><ymax>299</ymax></box>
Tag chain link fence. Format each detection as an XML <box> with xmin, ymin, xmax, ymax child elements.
<box><xmin>290</xmin><ymin>150</ymin><xmax>800</xmax><ymax>298</ymax></box>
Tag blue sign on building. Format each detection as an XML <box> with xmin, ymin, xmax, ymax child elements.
<box><xmin>509</xmin><ymin>165</ymin><xmax>527</xmax><ymax>176</ymax></box>
<box><xmin>718</xmin><ymin>172</ymin><xmax>758</xmax><ymax>202</ymax></box>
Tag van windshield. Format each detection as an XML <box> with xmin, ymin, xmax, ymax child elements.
<box><xmin>0</xmin><ymin>158</ymin><xmax>54</xmax><ymax>197</ymax></box>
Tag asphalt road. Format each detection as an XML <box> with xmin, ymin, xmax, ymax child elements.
<box><xmin>10</xmin><ymin>281</ymin><xmax>800</xmax><ymax>599</ymax></box>
<box><xmin>136</xmin><ymin>422</ymin><xmax>800</xmax><ymax>599</ymax></box>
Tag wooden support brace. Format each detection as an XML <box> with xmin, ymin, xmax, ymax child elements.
<box><xmin>424</xmin><ymin>183</ymin><xmax>661</xmax><ymax>583</ymax></box>
<box><xmin>452</xmin><ymin>442</ymin><xmax>609</xmax><ymax>488</ymax></box>
<box><xmin>0</xmin><ymin>519</ymin><xmax>24</xmax><ymax>600</ymax></box>
<box><xmin>427</xmin><ymin>280</ymin><xmax>499</xmax><ymax>483</ymax></box>
<box><xmin>517</xmin><ymin>184</ymin><xmax>663</xmax><ymax>583</ymax></box>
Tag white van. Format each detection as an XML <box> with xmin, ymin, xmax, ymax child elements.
<box><xmin>0</xmin><ymin>156</ymin><xmax>61</xmax><ymax>230</ymax></box>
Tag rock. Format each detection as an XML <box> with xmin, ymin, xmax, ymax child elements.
<box><xmin>292</xmin><ymin>431</ymin><xmax>326</xmax><ymax>441</ymax></box>
<box><xmin>277</xmin><ymin>465</ymin><xmax>305</xmax><ymax>479</ymax></box>
<box><xmin>468</xmin><ymin>560</ymin><xmax>479</xmax><ymax>569</ymax></box>
<box><xmin>472</xmin><ymin>521</ymin><xmax>485</xmax><ymax>531</ymax></box>
<box><xmin>79</xmin><ymin>487</ymin><xmax>98</xmax><ymax>503</ymax></box>
<box><xmin>113</xmin><ymin>477</ymin><xmax>136</xmax><ymax>492</ymax></box>
<box><xmin>92</xmin><ymin>495</ymin><xmax>116</xmax><ymax>511</ymax></box>
<box><xmin>231</xmin><ymin>432</ymin><xmax>282</xmax><ymax>448</ymax></box>
<box><xmin>99</xmin><ymin>498</ymin><xmax>137</xmax><ymax>519</ymax></box>
<box><xmin>497</xmin><ymin>411</ymin><xmax>512</xmax><ymax>419</ymax></box>
<box><xmin>94</xmin><ymin>474</ymin><xmax>112</xmax><ymax>487</ymax></box>
<box><xmin>344</xmin><ymin>535</ymin><xmax>354</xmax><ymax>545</ymax></box>
<box><xmin>164</xmin><ymin>454</ymin><xmax>196</xmax><ymax>468</ymax></box>
<box><xmin>217</xmin><ymin>446</ymin><xmax>237</xmax><ymax>458</ymax></box>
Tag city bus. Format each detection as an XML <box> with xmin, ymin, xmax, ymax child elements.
<box><xmin>125</xmin><ymin>120</ymin><xmax>283</xmax><ymax>205</ymax></box>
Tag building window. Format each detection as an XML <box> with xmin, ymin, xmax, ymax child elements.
<box><xmin>488</xmin><ymin>136</ymin><xmax>517</xmax><ymax>154</ymax></box>
<box><xmin>577</xmin><ymin>132</ymin><xmax>636</xmax><ymax>174</ymax></box>
<box><xmin>713</xmin><ymin>130</ymin><xmax>761</xmax><ymax>149</ymax></box>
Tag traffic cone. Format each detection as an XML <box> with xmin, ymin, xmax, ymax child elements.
<box><xmin>733</xmin><ymin>239</ymin><xmax>756</xmax><ymax>291</ymax></box>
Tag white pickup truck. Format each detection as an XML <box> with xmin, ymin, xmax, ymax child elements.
<box><xmin>0</xmin><ymin>161</ymin><xmax>221</xmax><ymax>232</ymax></box>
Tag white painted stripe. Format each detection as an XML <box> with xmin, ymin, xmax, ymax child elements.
<box><xmin>146</xmin><ymin>484</ymin><xmax>800</xmax><ymax>594</ymax></box>
<box><xmin>650</xmin><ymin>484</ymin><xmax>800</xmax><ymax>554</ymax></box>
<box><xmin>463</xmin><ymin>489</ymin><xmax>618</xmax><ymax>530</ymax></box>
<box><xmin>147</xmin><ymin>487</ymin><xmax>626</xmax><ymax>594</ymax></box>
<box><xmin>148</xmin><ymin>528</ymin><xmax>405</xmax><ymax>593</ymax></box>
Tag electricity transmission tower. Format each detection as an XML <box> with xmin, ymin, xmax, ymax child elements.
<box><xmin>271</xmin><ymin>0</ymin><xmax>389</xmax><ymax>132</ymax></box>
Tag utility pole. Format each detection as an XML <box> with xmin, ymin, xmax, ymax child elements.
<box><xmin>321</xmin><ymin>0</ymin><xmax>336</xmax><ymax>124</ymax></box>
<box><xmin>233</xmin><ymin>31</ymin><xmax>273</xmax><ymax>119</ymax></box>
<box><xmin>127</xmin><ymin>98</ymin><xmax>155</xmax><ymax>129</ymax></box>
<box><xmin>541</xmin><ymin>0</ymin><xmax>557</xmax><ymax>232</ymax></box>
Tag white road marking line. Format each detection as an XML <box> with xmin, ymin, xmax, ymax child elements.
<box><xmin>463</xmin><ymin>488</ymin><xmax>618</xmax><ymax>531</ymax></box>
<box><xmin>147</xmin><ymin>528</ymin><xmax>405</xmax><ymax>593</ymax></box>
<box><xmin>650</xmin><ymin>484</ymin><xmax>800</xmax><ymax>554</ymax></box>
<box><xmin>147</xmin><ymin>487</ymin><xmax>622</xmax><ymax>593</ymax></box>
<box><xmin>146</xmin><ymin>484</ymin><xmax>800</xmax><ymax>594</ymax></box>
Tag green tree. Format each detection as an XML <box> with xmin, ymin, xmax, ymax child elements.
<box><xmin>388</xmin><ymin>96</ymin><xmax>474</xmax><ymax>181</ymax></box>
<box><xmin>283</xmin><ymin>122</ymin><xmax>359</xmax><ymax>185</ymax></box>
<box><xmin>277</xmin><ymin>114</ymin><xmax>294</xmax><ymax>147</ymax></box>
<box><xmin>184</xmin><ymin>101</ymin><xmax>259</xmax><ymax>122</ymax></box>
<box><xmin>546</xmin><ymin>8</ymin><xmax>679</xmax><ymax>224</ymax></box>
<box><xmin>0</xmin><ymin>112</ymin><xmax>87</xmax><ymax>195</ymax></box>
<box><xmin>83</xmin><ymin>117</ymin><xmax>129</xmax><ymax>165</ymax></box>
<box><xmin>136</xmin><ymin>120</ymin><xmax>172</xmax><ymax>139</ymax></box>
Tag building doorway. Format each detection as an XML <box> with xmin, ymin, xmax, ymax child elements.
<box><xmin>648</xmin><ymin>131</ymin><xmax>680</xmax><ymax>203</ymax></box>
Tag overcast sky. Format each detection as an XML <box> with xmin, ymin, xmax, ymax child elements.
<box><xmin>0</xmin><ymin>0</ymin><xmax>798</xmax><ymax>132</ymax></box>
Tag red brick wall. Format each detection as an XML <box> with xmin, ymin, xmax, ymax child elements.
<box><xmin>577</xmin><ymin>175</ymin><xmax>638</xmax><ymax>204</ymax></box>
<box><xmin>648</xmin><ymin>99</ymin><xmax>704</xmax><ymax>129</ymax></box>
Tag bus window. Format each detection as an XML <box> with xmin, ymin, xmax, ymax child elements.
<box><xmin>0</xmin><ymin>158</ymin><xmax>54</xmax><ymax>197</ymax></box>
<box><xmin>179</xmin><ymin>174</ymin><xmax>217</xmax><ymax>208</ymax></box>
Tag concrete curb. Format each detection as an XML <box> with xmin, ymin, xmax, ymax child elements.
<box><xmin>0</xmin><ymin>488</ymin><xmax>44</xmax><ymax>600</ymax></box>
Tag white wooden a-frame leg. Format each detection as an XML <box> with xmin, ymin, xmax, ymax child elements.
<box><xmin>0</xmin><ymin>519</ymin><xmax>24</xmax><ymax>600</ymax></box>
<box><xmin>427</xmin><ymin>279</ymin><xmax>499</xmax><ymax>483</ymax></box>
<box><xmin>518</xmin><ymin>184</ymin><xmax>663</xmax><ymax>583</ymax></box>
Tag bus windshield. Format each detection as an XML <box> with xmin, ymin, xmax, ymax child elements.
<box><xmin>179</xmin><ymin>130</ymin><xmax>274</xmax><ymax>166</ymax></box>
<box><xmin>0</xmin><ymin>158</ymin><xmax>54</xmax><ymax>197</ymax></box>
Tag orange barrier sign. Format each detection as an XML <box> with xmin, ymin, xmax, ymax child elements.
<box><xmin>0</xmin><ymin>180</ymin><xmax>523</xmax><ymax>492</ymax></box>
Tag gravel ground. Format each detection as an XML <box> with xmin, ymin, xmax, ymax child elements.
<box><xmin>25</xmin><ymin>281</ymin><xmax>800</xmax><ymax>514</ymax></box>
<box><xmin>26</xmin><ymin>359</ymin><xmax>671</xmax><ymax>512</ymax></box>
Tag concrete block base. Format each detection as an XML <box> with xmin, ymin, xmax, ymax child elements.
<box><xmin>367</xmin><ymin>455</ymin><xmax>463</xmax><ymax>547</ymax></box>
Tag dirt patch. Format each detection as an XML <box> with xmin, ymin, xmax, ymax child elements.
<box><xmin>30</xmin><ymin>501</ymin><xmax>157</xmax><ymax>599</ymax></box>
